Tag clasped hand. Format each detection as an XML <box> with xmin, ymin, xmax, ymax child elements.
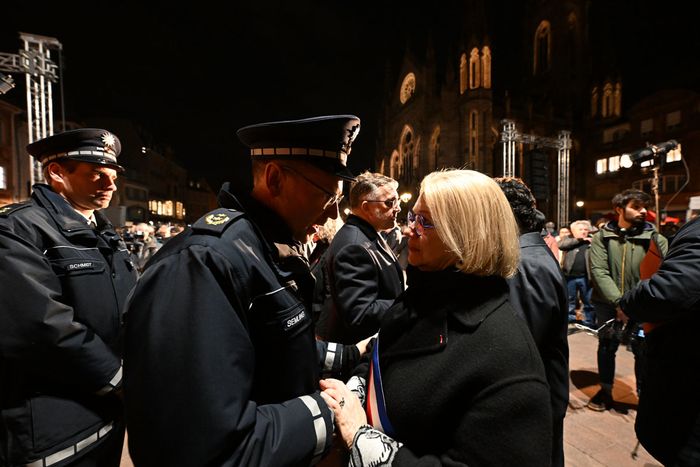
<box><xmin>320</xmin><ymin>378</ymin><xmax>368</xmax><ymax>449</ymax></box>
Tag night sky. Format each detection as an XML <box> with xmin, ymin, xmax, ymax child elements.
<box><xmin>2</xmin><ymin>1</ymin><xmax>426</xmax><ymax>189</ymax></box>
<box><xmin>2</xmin><ymin>1</ymin><xmax>698</xmax><ymax>190</ymax></box>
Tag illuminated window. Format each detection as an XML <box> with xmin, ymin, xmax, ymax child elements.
<box><xmin>613</xmin><ymin>83</ymin><xmax>622</xmax><ymax>117</ymax></box>
<box><xmin>666</xmin><ymin>143</ymin><xmax>682</xmax><ymax>163</ymax></box>
<box><xmin>481</xmin><ymin>47</ymin><xmax>491</xmax><ymax>89</ymax></box>
<box><xmin>469</xmin><ymin>48</ymin><xmax>480</xmax><ymax>89</ymax></box>
<box><xmin>399</xmin><ymin>73</ymin><xmax>416</xmax><ymax>104</ymax></box>
<box><xmin>602</xmin><ymin>82</ymin><xmax>613</xmax><ymax>118</ymax></box>
<box><xmin>399</xmin><ymin>126</ymin><xmax>415</xmax><ymax>179</ymax></box>
<box><xmin>608</xmin><ymin>155</ymin><xmax>620</xmax><ymax>172</ymax></box>
<box><xmin>596</xmin><ymin>159</ymin><xmax>607</xmax><ymax>174</ymax></box>
<box><xmin>389</xmin><ymin>150</ymin><xmax>400</xmax><ymax>180</ymax></box>
<box><xmin>149</xmin><ymin>200</ymin><xmax>158</xmax><ymax>213</ymax></box>
<box><xmin>0</xmin><ymin>166</ymin><xmax>6</xmax><ymax>189</ymax></box>
<box><xmin>163</xmin><ymin>200</ymin><xmax>174</xmax><ymax>217</ymax></box>
<box><xmin>459</xmin><ymin>54</ymin><xmax>467</xmax><ymax>94</ymax></box>
<box><xmin>534</xmin><ymin>21</ymin><xmax>551</xmax><ymax>74</ymax></box>
<box><xmin>176</xmin><ymin>202</ymin><xmax>184</xmax><ymax>219</ymax></box>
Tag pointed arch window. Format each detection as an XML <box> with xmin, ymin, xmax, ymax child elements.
<box><xmin>602</xmin><ymin>82</ymin><xmax>613</xmax><ymax>118</ymax></box>
<box><xmin>469</xmin><ymin>48</ymin><xmax>480</xmax><ymax>89</ymax></box>
<box><xmin>459</xmin><ymin>54</ymin><xmax>468</xmax><ymax>94</ymax></box>
<box><xmin>399</xmin><ymin>126</ymin><xmax>415</xmax><ymax>179</ymax></box>
<box><xmin>390</xmin><ymin>151</ymin><xmax>400</xmax><ymax>179</ymax></box>
<box><xmin>613</xmin><ymin>82</ymin><xmax>622</xmax><ymax>117</ymax></box>
<box><xmin>481</xmin><ymin>46</ymin><xmax>491</xmax><ymax>89</ymax></box>
<box><xmin>534</xmin><ymin>21</ymin><xmax>551</xmax><ymax>75</ymax></box>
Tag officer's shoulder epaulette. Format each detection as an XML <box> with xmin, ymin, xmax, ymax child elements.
<box><xmin>0</xmin><ymin>202</ymin><xmax>32</xmax><ymax>218</ymax></box>
<box><xmin>191</xmin><ymin>208</ymin><xmax>244</xmax><ymax>236</ymax></box>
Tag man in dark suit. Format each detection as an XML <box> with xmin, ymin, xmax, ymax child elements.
<box><xmin>316</xmin><ymin>171</ymin><xmax>405</xmax><ymax>343</ymax></box>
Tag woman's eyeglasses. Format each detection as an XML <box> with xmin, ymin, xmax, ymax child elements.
<box><xmin>364</xmin><ymin>198</ymin><xmax>400</xmax><ymax>209</ymax></box>
<box><xmin>407</xmin><ymin>210</ymin><xmax>435</xmax><ymax>236</ymax></box>
<box><xmin>280</xmin><ymin>165</ymin><xmax>343</xmax><ymax>210</ymax></box>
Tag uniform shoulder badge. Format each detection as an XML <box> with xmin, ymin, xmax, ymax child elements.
<box><xmin>192</xmin><ymin>208</ymin><xmax>243</xmax><ymax>236</ymax></box>
<box><xmin>205</xmin><ymin>212</ymin><xmax>231</xmax><ymax>225</ymax></box>
<box><xmin>0</xmin><ymin>202</ymin><xmax>31</xmax><ymax>218</ymax></box>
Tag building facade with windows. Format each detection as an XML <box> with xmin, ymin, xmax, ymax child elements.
<box><xmin>378</xmin><ymin>0</ymin><xmax>699</xmax><ymax>225</ymax></box>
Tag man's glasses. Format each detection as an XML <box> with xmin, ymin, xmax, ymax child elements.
<box><xmin>280</xmin><ymin>165</ymin><xmax>343</xmax><ymax>210</ymax></box>
<box><xmin>407</xmin><ymin>210</ymin><xmax>435</xmax><ymax>237</ymax></box>
<box><xmin>365</xmin><ymin>198</ymin><xmax>400</xmax><ymax>209</ymax></box>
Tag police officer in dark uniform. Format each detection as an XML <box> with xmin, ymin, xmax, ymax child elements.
<box><xmin>0</xmin><ymin>129</ymin><xmax>137</xmax><ymax>467</ymax></box>
<box><xmin>124</xmin><ymin>115</ymin><xmax>362</xmax><ymax>466</ymax></box>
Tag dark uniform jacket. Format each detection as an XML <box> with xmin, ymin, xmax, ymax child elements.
<box><xmin>0</xmin><ymin>184</ymin><xmax>137</xmax><ymax>467</ymax></box>
<box><xmin>123</xmin><ymin>186</ymin><xmax>336</xmax><ymax>467</ymax></box>
<box><xmin>316</xmin><ymin>215</ymin><xmax>404</xmax><ymax>343</ymax></box>
<box><xmin>351</xmin><ymin>268</ymin><xmax>552</xmax><ymax>466</ymax></box>
<box><xmin>506</xmin><ymin>232</ymin><xmax>569</xmax><ymax>467</ymax></box>
<box><xmin>620</xmin><ymin>216</ymin><xmax>700</xmax><ymax>466</ymax></box>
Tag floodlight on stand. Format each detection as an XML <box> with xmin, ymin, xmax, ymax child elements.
<box><xmin>620</xmin><ymin>154</ymin><xmax>633</xmax><ymax>169</ymax></box>
<box><xmin>624</xmin><ymin>140</ymin><xmax>678</xmax><ymax>167</ymax></box>
<box><xmin>0</xmin><ymin>72</ymin><xmax>15</xmax><ymax>95</ymax></box>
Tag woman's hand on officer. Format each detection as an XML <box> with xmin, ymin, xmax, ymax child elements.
<box><xmin>320</xmin><ymin>378</ymin><xmax>367</xmax><ymax>448</ymax></box>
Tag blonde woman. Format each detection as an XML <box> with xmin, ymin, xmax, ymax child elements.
<box><xmin>321</xmin><ymin>169</ymin><xmax>552</xmax><ymax>466</ymax></box>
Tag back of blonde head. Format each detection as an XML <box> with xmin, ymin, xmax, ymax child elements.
<box><xmin>420</xmin><ymin>169</ymin><xmax>520</xmax><ymax>278</ymax></box>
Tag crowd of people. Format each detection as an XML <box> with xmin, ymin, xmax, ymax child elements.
<box><xmin>0</xmin><ymin>119</ymin><xmax>698</xmax><ymax>467</ymax></box>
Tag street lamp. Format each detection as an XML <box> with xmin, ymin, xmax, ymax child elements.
<box><xmin>400</xmin><ymin>192</ymin><xmax>412</xmax><ymax>204</ymax></box>
<box><xmin>575</xmin><ymin>201</ymin><xmax>584</xmax><ymax>208</ymax></box>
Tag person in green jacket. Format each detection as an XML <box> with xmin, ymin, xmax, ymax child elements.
<box><xmin>588</xmin><ymin>189</ymin><xmax>668</xmax><ymax>411</ymax></box>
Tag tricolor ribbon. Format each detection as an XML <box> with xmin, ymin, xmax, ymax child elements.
<box><xmin>365</xmin><ymin>337</ymin><xmax>396</xmax><ymax>437</ymax></box>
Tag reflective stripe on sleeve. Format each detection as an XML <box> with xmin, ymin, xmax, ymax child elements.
<box><xmin>298</xmin><ymin>395</ymin><xmax>328</xmax><ymax>465</ymax></box>
<box><xmin>323</xmin><ymin>342</ymin><xmax>337</xmax><ymax>372</ymax></box>
<box><xmin>96</xmin><ymin>366</ymin><xmax>122</xmax><ymax>396</ymax></box>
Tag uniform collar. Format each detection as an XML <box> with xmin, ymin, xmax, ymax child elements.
<box><xmin>218</xmin><ymin>183</ymin><xmax>298</xmax><ymax>248</ymax></box>
<box><xmin>32</xmin><ymin>184</ymin><xmax>96</xmax><ymax>233</ymax></box>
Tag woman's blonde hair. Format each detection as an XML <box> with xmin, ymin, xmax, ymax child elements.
<box><xmin>419</xmin><ymin>169</ymin><xmax>520</xmax><ymax>278</ymax></box>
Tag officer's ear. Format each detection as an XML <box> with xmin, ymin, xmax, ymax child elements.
<box><xmin>46</xmin><ymin>162</ymin><xmax>67</xmax><ymax>185</ymax></box>
<box><xmin>264</xmin><ymin>162</ymin><xmax>284</xmax><ymax>197</ymax></box>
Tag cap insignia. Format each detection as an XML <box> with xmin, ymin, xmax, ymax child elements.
<box><xmin>205</xmin><ymin>213</ymin><xmax>231</xmax><ymax>226</ymax></box>
<box><xmin>101</xmin><ymin>132</ymin><xmax>117</xmax><ymax>154</ymax></box>
<box><xmin>342</xmin><ymin>123</ymin><xmax>360</xmax><ymax>155</ymax></box>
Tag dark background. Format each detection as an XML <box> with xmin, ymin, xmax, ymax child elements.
<box><xmin>1</xmin><ymin>1</ymin><xmax>446</xmax><ymax>189</ymax></box>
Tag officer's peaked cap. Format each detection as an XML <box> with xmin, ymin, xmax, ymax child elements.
<box><xmin>237</xmin><ymin>115</ymin><xmax>360</xmax><ymax>181</ymax></box>
<box><xmin>27</xmin><ymin>128</ymin><xmax>124</xmax><ymax>172</ymax></box>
